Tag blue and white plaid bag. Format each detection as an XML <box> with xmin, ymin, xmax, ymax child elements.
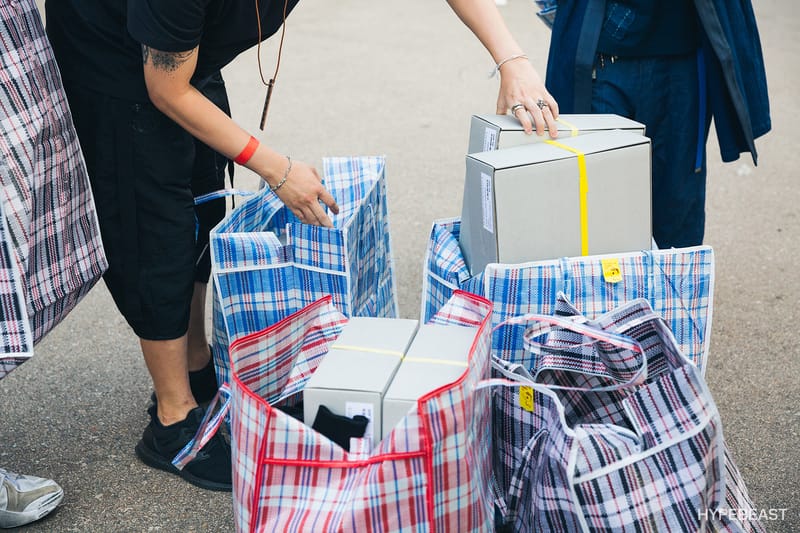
<box><xmin>210</xmin><ymin>156</ymin><xmax>398</xmax><ymax>386</ymax></box>
<box><xmin>489</xmin><ymin>296</ymin><xmax>764</xmax><ymax>532</ymax></box>
<box><xmin>421</xmin><ymin>218</ymin><xmax>714</xmax><ymax>372</ymax></box>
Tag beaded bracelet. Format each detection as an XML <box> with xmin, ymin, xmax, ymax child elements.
<box><xmin>270</xmin><ymin>155</ymin><xmax>292</xmax><ymax>192</ymax></box>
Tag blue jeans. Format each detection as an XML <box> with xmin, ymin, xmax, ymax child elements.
<box><xmin>591</xmin><ymin>51</ymin><xmax>706</xmax><ymax>248</ymax></box>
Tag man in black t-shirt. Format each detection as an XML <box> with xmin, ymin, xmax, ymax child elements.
<box><xmin>47</xmin><ymin>0</ymin><xmax>340</xmax><ymax>492</ymax></box>
<box><xmin>46</xmin><ymin>0</ymin><xmax>559</xmax><ymax>491</ymax></box>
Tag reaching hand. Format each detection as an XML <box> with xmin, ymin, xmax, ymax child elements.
<box><xmin>495</xmin><ymin>59</ymin><xmax>560</xmax><ymax>138</ymax></box>
<box><xmin>268</xmin><ymin>158</ymin><xmax>339</xmax><ymax>228</ymax></box>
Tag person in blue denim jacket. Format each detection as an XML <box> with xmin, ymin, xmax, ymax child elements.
<box><xmin>543</xmin><ymin>0</ymin><xmax>771</xmax><ymax>249</ymax></box>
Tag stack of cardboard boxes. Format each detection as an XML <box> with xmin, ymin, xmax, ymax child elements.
<box><xmin>460</xmin><ymin>114</ymin><xmax>653</xmax><ymax>275</ymax></box>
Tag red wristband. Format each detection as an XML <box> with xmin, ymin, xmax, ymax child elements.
<box><xmin>234</xmin><ymin>135</ymin><xmax>259</xmax><ymax>165</ymax></box>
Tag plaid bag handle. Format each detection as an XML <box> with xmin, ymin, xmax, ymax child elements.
<box><xmin>171</xmin><ymin>384</ymin><xmax>232</xmax><ymax>470</ymax></box>
<box><xmin>193</xmin><ymin>188</ymin><xmax>256</xmax><ymax>205</ymax></box>
<box><xmin>495</xmin><ymin>313</ymin><xmax>648</xmax><ymax>392</ymax></box>
<box><xmin>353</xmin><ymin>203</ymin><xmax>382</xmax><ymax>312</ymax></box>
<box><xmin>479</xmin><ymin>358</ymin><xmax>573</xmax><ymax>428</ymax></box>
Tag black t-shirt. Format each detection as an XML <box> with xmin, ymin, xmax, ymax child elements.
<box><xmin>46</xmin><ymin>0</ymin><xmax>299</xmax><ymax>102</ymax></box>
<box><xmin>596</xmin><ymin>0</ymin><xmax>700</xmax><ymax>57</ymax></box>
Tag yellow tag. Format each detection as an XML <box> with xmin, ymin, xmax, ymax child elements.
<box><xmin>601</xmin><ymin>258</ymin><xmax>623</xmax><ymax>283</ymax></box>
<box><xmin>519</xmin><ymin>387</ymin><xmax>535</xmax><ymax>412</ymax></box>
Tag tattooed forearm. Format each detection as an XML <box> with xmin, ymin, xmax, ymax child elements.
<box><xmin>141</xmin><ymin>45</ymin><xmax>193</xmax><ymax>72</ymax></box>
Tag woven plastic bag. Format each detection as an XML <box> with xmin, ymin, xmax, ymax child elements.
<box><xmin>209</xmin><ymin>156</ymin><xmax>398</xmax><ymax>387</ymax></box>
<box><xmin>0</xmin><ymin>0</ymin><xmax>106</xmax><ymax>378</ymax></box>
<box><xmin>421</xmin><ymin>217</ymin><xmax>714</xmax><ymax>372</ymax></box>
<box><xmin>489</xmin><ymin>295</ymin><xmax>764</xmax><ymax>532</ymax></box>
<box><xmin>178</xmin><ymin>291</ymin><xmax>495</xmax><ymax>532</ymax></box>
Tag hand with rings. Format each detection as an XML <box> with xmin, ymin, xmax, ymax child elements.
<box><xmin>494</xmin><ymin>56</ymin><xmax>559</xmax><ymax>137</ymax></box>
<box><xmin>506</xmin><ymin>96</ymin><xmax>557</xmax><ymax>138</ymax></box>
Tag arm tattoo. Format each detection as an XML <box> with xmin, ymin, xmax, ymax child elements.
<box><xmin>141</xmin><ymin>45</ymin><xmax>193</xmax><ymax>72</ymax></box>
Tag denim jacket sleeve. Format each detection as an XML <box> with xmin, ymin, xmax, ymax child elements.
<box><xmin>695</xmin><ymin>0</ymin><xmax>770</xmax><ymax>164</ymax></box>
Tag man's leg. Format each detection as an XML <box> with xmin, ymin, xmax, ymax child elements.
<box><xmin>187</xmin><ymin>282</ymin><xmax>212</xmax><ymax>373</ymax></box>
<box><xmin>592</xmin><ymin>52</ymin><xmax>705</xmax><ymax>248</ymax></box>
<box><xmin>638</xmin><ymin>53</ymin><xmax>706</xmax><ymax>248</ymax></box>
<box><xmin>61</xmin><ymin>86</ymin><xmax>231</xmax><ymax>491</ymax></box>
<box><xmin>141</xmin><ymin>337</ymin><xmax>196</xmax><ymax>425</ymax></box>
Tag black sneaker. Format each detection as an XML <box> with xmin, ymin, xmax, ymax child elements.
<box><xmin>134</xmin><ymin>404</ymin><xmax>232</xmax><ymax>492</ymax></box>
<box><xmin>150</xmin><ymin>350</ymin><xmax>219</xmax><ymax>405</ymax></box>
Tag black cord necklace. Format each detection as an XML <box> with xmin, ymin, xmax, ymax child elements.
<box><xmin>255</xmin><ymin>0</ymin><xmax>290</xmax><ymax>131</ymax></box>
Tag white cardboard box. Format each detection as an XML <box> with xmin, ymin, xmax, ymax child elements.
<box><xmin>382</xmin><ymin>324</ymin><xmax>477</xmax><ymax>438</ymax></box>
<box><xmin>468</xmin><ymin>113</ymin><xmax>646</xmax><ymax>154</ymax></box>
<box><xmin>459</xmin><ymin>129</ymin><xmax>652</xmax><ymax>275</ymax></box>
<box><xmin>303</xmin><ymin>317</ymin><xmax>419</xmax><ymax>449</ymax></box>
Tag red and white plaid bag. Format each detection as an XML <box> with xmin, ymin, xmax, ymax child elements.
<box><xmin>178</xmin><ymin>291</ymin><xmax>495</xmax><ymax>532</ymax></box>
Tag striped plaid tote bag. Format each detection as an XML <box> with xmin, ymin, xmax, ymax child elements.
<box><xmin>0</xmin><ymin>0</ymin><xmax>107</xmax><ymax>379</ymax></box>
<box><xmin>490</xmin><ymin>296</ymin><xmax>763</xmax><ymax>532</ymax></box>
<box><xmin>209</xmin><ymin>155</ymin><xmax>398</xmax><ymax>387</ymax></box>
<box><xmin>420</xmin><ymin>217</ymin><xmax>714</xmax><ymax>372</ymax></box>
<box><xmin>178</xmin><ymin>291</ymin><xmax>495</xmax><ymax>532</ymax></box>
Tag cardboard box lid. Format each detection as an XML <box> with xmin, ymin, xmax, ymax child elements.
<box><xmin>333</xmin><ymin>317</ymin><xmax>419</xmax><ymax>352</ymax></box>
<box><xmin>305</xmin><ymin>317</ymin><xmax>419</xmax><ymax>394</ymax></box>
<box><xmin>404</xmin><ymin>324</ymin><xmax>477</xmax><ymax>363</ymax></box>
<box><xmin>384</xmin><ymin>324</ymin><xmax>477</xmax><ymax>402</ymax></box>
<box><xmin>384</xmin><ymin>360</ymin><xmax>467</xmax><ymax>402</ymax></box>
<box><xmin>467</xmin><ymin>129</ymin><xmax>650</xmax><ymax>171</ymax></box>
<box><xmin>473</xmin><ymin>113</ymin><xmax>645</xmax><ymax>135</ymax></box>
<box><xmin>306</xmin><ymin>349</ymin><xmax>402</xmax><ymax>394</ymax></box>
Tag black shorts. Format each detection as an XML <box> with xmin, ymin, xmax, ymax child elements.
<box><xmin>64</xmin><ymin>75</ymin><xmax>229</xmax><ymax>340</ymax></box>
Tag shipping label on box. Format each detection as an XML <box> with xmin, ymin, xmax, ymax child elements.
<box><xmin>468</xmin><ymin>113</ymin><xmax>646</xmax><ymax>153</ymax></box>
<box><xmin>303</xmin><ymin>317</ymin><xmax>419</xmax><ymax>448</ymax></box>
<box><xmin>459</xmin><ymin>129</ymin><xmax>653</xmax><ymax>276</ymax></box>
<box><xmin>382</xmin><ymin>324</ymin><xmax>477</xmax><ymax>438</ymax></box>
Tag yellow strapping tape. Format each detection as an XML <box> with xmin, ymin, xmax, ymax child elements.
<box><xmin>556</xmin><ymin>117</ymin><xmax>579</xmax><ymax>137</ymax></box>
<box><xmin>329</xmin><ymin>344</ymin><xmax>404</xmax><ymax>357</ymax></box>
<box><xmin>403</xmin><ymin>357</ymin><xmax>469</xmax><ymax>368</ymax></box>
<box><xmin>544</xmin><ymin>140</ymin><xmax>589</xmax><ymax>255</ymax></box>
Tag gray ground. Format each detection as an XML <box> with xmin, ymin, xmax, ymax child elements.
<box><xmin>2</xmin><ymin>0</ymin><xmax>797</xmax><ymax>531</ymax></box>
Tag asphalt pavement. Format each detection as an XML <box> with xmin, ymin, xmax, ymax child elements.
<box><xmin>2</xmin><ymin>0</ymin><xmax>797</xmax><ymax>531</ymax></box>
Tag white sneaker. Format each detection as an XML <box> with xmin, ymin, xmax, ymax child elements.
<box><xmin>0</xmin><ymin>467</ymin><xmax>64</xmax><ymax>529</ymax></box>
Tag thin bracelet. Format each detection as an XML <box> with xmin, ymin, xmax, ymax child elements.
<box><xmin>488</xmin><ymin>53</ymin><xmax>529</xmax><ymax>78</ymax></box>
<box><xmin>270</xmin><ymin>155</ymin><xmax>292</xmax><ymax>191</ymax></box>
<box><xmin>234</xmin><ymin>135</ymin><xmax>259</xmax><ymax>165</ymax></box>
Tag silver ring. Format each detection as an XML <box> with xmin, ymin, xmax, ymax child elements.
<box><xmin>536</xmin><ymin>99</ymin><xmax>549</xmax><ymax>110</ymax></box>
<box><xmin>510</xmin><ymin>103</ymin><xmax>525</xmax><ymax>115</ymax></box>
